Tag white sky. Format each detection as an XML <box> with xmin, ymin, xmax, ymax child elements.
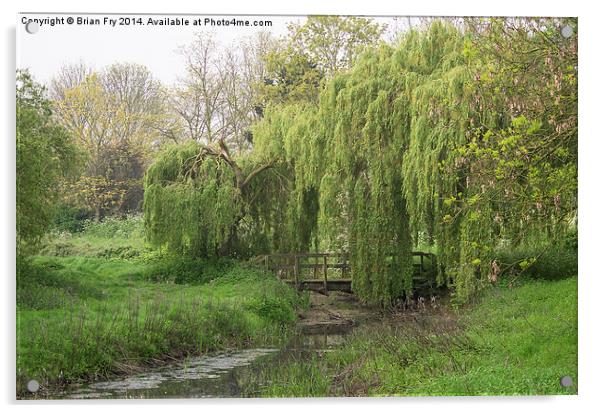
<box><xmin>17</xmin><ymin>13</ymin><xmax>403</xmax><ymax>88</ymax></box>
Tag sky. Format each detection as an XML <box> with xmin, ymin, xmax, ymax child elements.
<box><xmin>17</xmin><ymin>13</ymin><xmax>406</xmax><ymax>88</ymax></box>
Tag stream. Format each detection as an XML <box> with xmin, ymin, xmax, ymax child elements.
<box><xmin>52</xmin><ymin>331</ymin><xmax>348</xmax><ymax>399</ymax></box>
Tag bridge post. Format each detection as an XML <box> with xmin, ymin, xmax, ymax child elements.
<box><xmin>294</xmin><ymin>255</ymin><xmax>300</xmax><ymax>289</ymax></box>
<box><xmin>323</xmin><ymin>255</ymin><xmax>328</xmax><ymax>293</ymax></box>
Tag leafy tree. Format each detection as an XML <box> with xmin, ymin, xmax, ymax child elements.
<box><xmin>144</xmin><ymin>19</ymin><xmax>577</xmax><ymax>305</ymax></box>
<box><xmin>52</xmin><ymin>63</ymin><xmax>167</xmax><ymax>219</ymax></box>
<box><xmin>287</xmin><ymin>16</ymin><xmax>386</xmax><ymax>78</ymax></box>
<box><xmin>16</xmin><ymin>70</ymin><xmax>80</xmax><ymax>253</ymax></box>
<box><xmin>253</xmin><ymin>20</ymin><xmax>577</xmax><ymax>304</ymax></box>
<box><xmin>259</xmin><ymin>16</ymin><xmax>385</xmax><ymax>105</ymax></box>
<box><xmin>144</xmin><ymin>139</ymin><xmax>274</xmax><ymax>257</ymax></box>
<box><xmin>399</xmin><ymin>18</ymin><xmax>578</xmax><ymax>300</ymax></box>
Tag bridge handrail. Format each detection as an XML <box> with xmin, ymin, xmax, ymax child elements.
<box><xmin>252</xmin><ymin>251</ymin><xmax>436</xmax><ymax>289</ymax></box>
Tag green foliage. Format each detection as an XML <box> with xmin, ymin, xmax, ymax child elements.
<box><xmin>143</xmin><ymin>257</ymin><xmax>235</xmax><ymax>284</ymax></box>
<box><xmin>40</xmin><ymin>214</ymin><xmax>148</xmax><ymax>259</ymax></box>
<box><xmin>288</xmin><ymin>16</ymin><xmax>386</xmax><ymax>78</ymax></box>
<box><xmin>256</xmin><ymin>277</ymin><xmax>578</xmax><ymax>396</ymax></box>
<box><xmin>53</xmin><ymin>63</ymin><xmax>165</xmax><ymax>218</ymax></box>
<box><xmin>81</xmin><ymin>214</ymin><xmax>145</xmax><ymax>239</ymax></box>
<box><xmin>433</xmin><ymin>17</ymin><xmax>578</xmax><ymax>301</ymax></box>
<box><xmin>145</xmin><ymin>19</ymin><xmax>577</xmax><ymax>305</ymax></box>
<box><xmin>16</xmin><ymin>70</ymin><xmax>81</xmax><ymax>254</ymax></box>
<box><xmin>144</xmin><ymin>142</ymin><xmax>242</xmax><ymax>257</ymax></box>
<box><xmin>16</xmin><ymin>256</ymin><xmax>303</xmax><ymax>395</ymax></box>
<box><xmin>253</xmin><ymin>23</ymin><xmax>468</xmax><ymax>305</ymax></box>
<box><xmin>17</xmin><ymin>257</ymin><xmax>106</xmax><ymax>310</ymax></box>
<box><xmin>51</xmin><ymin>204</ymin><xmax>91</xmax><ymax>233</ymax></box>
<box><xmin>247</xmin><ymin>104</ymin><xmax>322</xmax><ymax>254</ymax></box>
<box><xmin>494</xmin><ymin>232</ymin><xmax>578</xmax><ymax>281</ymax></box>
<box><xmin>259</xmin><ymin>16</ymin><xmax>385</xmax><ymax>105</ymax></box>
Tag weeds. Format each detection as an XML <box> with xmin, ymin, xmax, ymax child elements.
<box><xmin>39</xmin><ymin>214</ymin><xmax>148</xmax><ymax>259</ymax></box>
<box><xmin>16</xmin><ymin>256</ymin><xmax>303</xmax><ymax>397</ymax></box>
<box><xmin>256</xmin><ymin>277</ymin><xmax>577</xmax><ymax>397</ymax></box>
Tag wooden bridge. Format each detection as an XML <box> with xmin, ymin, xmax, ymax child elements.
<box><xmin>252</xmin><ymin>251</ymin><xmax>437</xmax><ymax>294</ymax></box>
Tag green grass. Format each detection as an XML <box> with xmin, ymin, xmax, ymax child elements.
<box><xmin>16</xmin><ymin>255</ymin><xmax>304</xmax><ymax>397</ymax></box>
<box><xmin>19</xmin><ymin>215</ymin><xmax>578</xmax><ymax>397</ymax></box>
<box><xmin>39</xmin><ymin>214</ymin><xmax>149</xmax><ymax>259</ymax></box>
<box><xmin>255</xmin><ymin>276</ymin><xmax>578</xmax><ymax>397</ymax></box>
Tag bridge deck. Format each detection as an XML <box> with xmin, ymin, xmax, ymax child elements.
<box><xmin>254</xmin><ymin>251</ymin><xmax>437</xmax><ymax>294</ymax></box>
<box><xmin>284</xmin><ymin>279</ymin><xmax>353</xmax><ymax>293</ymax></box>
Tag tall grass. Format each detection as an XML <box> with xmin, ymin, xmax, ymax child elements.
<box><xmin>16</xmin><ymin>256</ymin><xmax>303</xmax><ymax>397</ymax></box>
<box><xmin>255</xmin><ymin>276</ymin><xmax>578</xmax><ymax>397</ymax></box>
<box><xmin>39</xmin><ymin>214</ymin><xmax>148</xmax><ymax>259</ymax></box>
<box><xmin>494</xmin><ymin>243</ymin><xmax>577</xmax><ymax>281</ymax></box>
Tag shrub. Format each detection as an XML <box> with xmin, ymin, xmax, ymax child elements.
<box><xmin>81</xmin><ymin>214</ymin><xmax>144</xmax><ymax>239</ymax></box>
<box><xmin>94</xmin><ymin>246</ymin><xmax>142</xmax><ymax>260</ymax></box>
<box><xmin>52</xmin><ymin>204</ymin><xmax>91</xmax><ymax>233</ymax></box>
<box><xmin>495</xmin><ymin>235</ymin><xmax>577</xmax><ymax>281</ymax></box>
<box><xmin>246</xmin><ymin>294</ymin><xmax>297</xmax><ymax>324</ymax></box>
<box><xmin>144</xmin><ymin>257</ymin><xmax>235</xmax><ymax>285</ymax></box>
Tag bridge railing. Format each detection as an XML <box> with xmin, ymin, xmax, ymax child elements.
<box><xmin>253</xmin><ymin>251</ymin><xmax>437</xmax><ymax>291</ymax></box>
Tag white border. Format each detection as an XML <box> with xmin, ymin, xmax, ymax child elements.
<box><xmin>2</xmin><ymin>1</ymin><xmax>600</xmax><ymax>412</ymax></box>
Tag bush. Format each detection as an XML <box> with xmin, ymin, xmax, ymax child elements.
<box><xmin>247</xmin><ymin>294</ymin><xmax>297</xmax><ymax>324</ymax></box>
<box><xmin>495</xmin><ymin>234</ymin><xmax>577</xmax><ymax>281</ymax></box>
<box><xmin>52</xmin><ymin>204</ymin><xmax>91</xmax><ymax>233</ymax></box>
<box><xmin>81</xmin><ymin>214</ymin><xmax>144</xmax><ymax>239</ymax></box>
<box><xmin>94</xmin><ymin>246</ymin><xmax>142</xmax><ymax>260</ymax></box>
<box><xmin>144</xmin><ymin>257</ymin><xmax>235</xmax><ymax>285</ymax></box>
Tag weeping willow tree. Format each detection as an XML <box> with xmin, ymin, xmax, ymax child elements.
<box><xmin>252</xmin><ymin>20</ymin><xmax>577</xmax><ymax>304</ymax></box>
<box><xmin>144</xmin><ymin>140</ymin><xmax>275</xmax><ymax>257</ymax></box>
<box><xmin>249</xmin><ymin>104</ymin><xmax>322</xmax><ymax>254</ymax></box>
<box><xmin>145</xmin><ymin>20</ymin><xmax>577</xmax><ymax>305</ymax></box>
<box><xmin>251</xmin><ymin>23</ymin><xmax>472</xmax><ymax>304</ymax></box>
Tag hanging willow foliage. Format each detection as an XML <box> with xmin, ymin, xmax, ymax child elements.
<box><xmin>253</xmin><ymin>23</ymin><xmax>475</xmax><ymax>304</ymax></box>
<box><xmin>144</xmin><ymin>142</ymin><xmax>242</xmax><ymax>256</ymax></box>
<box><xmin>145</xmin><ymin>20</ymin><xmax>577</xmax><ymax>305</ymax></box>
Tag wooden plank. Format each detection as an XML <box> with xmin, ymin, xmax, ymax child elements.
<box><xmin>285</xmin><ymin>279</ymin><xmax>353</xmax><ymax>293</ymax></box>
<box><xmin>296</xmin><ymin>263</ymin><xmax>350</xmax><ymax>270</ymax></box>
<box><xmin>264</xmin><ymin>252</ymin><xmax>348</xmax><ymax>259</ymax></box>
<box><xmin>264</xmin><ymin>251</ymin><xmax>432</xmax><ymax>259</ymax></box>
<box><xmin>323</xmin><ymin>254</ymin><xmax>328</xmax><ymax>292</ymax></box>
<box><xmin>254</xmin><ymin>251</ymin><xmax>438</xmax><ymax>293</ymax></box>
<box><xmin>289</xmin><ymin>279</ymin><xmax>352</xmax><ymax>283</ymax></box>
<box><xmin>294</xmin><ymin>255</ymin><xmax>300</xmax><ymax>289</ymax></box>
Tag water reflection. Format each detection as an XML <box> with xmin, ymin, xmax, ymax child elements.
<box><xmin>61</xmin><ymin>349</ymin><xmax>278</xmax><ymax>399</ymax></box>
<box><xmin>56</xmin><ymin>331</ymin><xmax>349</xmax><ymax>399</ymax></box>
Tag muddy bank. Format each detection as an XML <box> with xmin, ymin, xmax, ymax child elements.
<box><xmin>296</xmin><ymin>288</ymin><xmax>451</xmax><ymax>330</ymax></box>
<box><xmin>296</xmin><ymin>291</ymin><xmax>377</xmax><ymax>334</ymax></box>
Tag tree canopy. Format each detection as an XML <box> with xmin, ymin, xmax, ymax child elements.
<box><xmin>143</xmin><ymin>18</ymin><xmax>577</xmax><ymax>305</ymax></box>
<box><xmin>52</xmin><ymin>63</ymin><xmax>167</xmax><ymax>219</ymax></box>
<box><xmin>16</xmin><ymin>70</ymin><xmax>81</xmax><ymax>254</ymax></box>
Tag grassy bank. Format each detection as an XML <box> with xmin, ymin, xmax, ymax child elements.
<box><xmin>17</xmin><ymin>219</ymin><xmax>306</xmax><ymax>397</ymax></box>
<box><xmin>38</xmin><ymin>215</ymin><xmax>149</xmax><ymax>260</ymax></box>
<box><xmin>253</xmin><ymin>276</ymin><xmax>577</xmax><ymax>397</ymax></box>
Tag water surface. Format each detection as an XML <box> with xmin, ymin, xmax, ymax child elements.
<box><xmin>55</xmin><ymin>331</ymin><xmax>348</xmax><ymax>399</ymax></box>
